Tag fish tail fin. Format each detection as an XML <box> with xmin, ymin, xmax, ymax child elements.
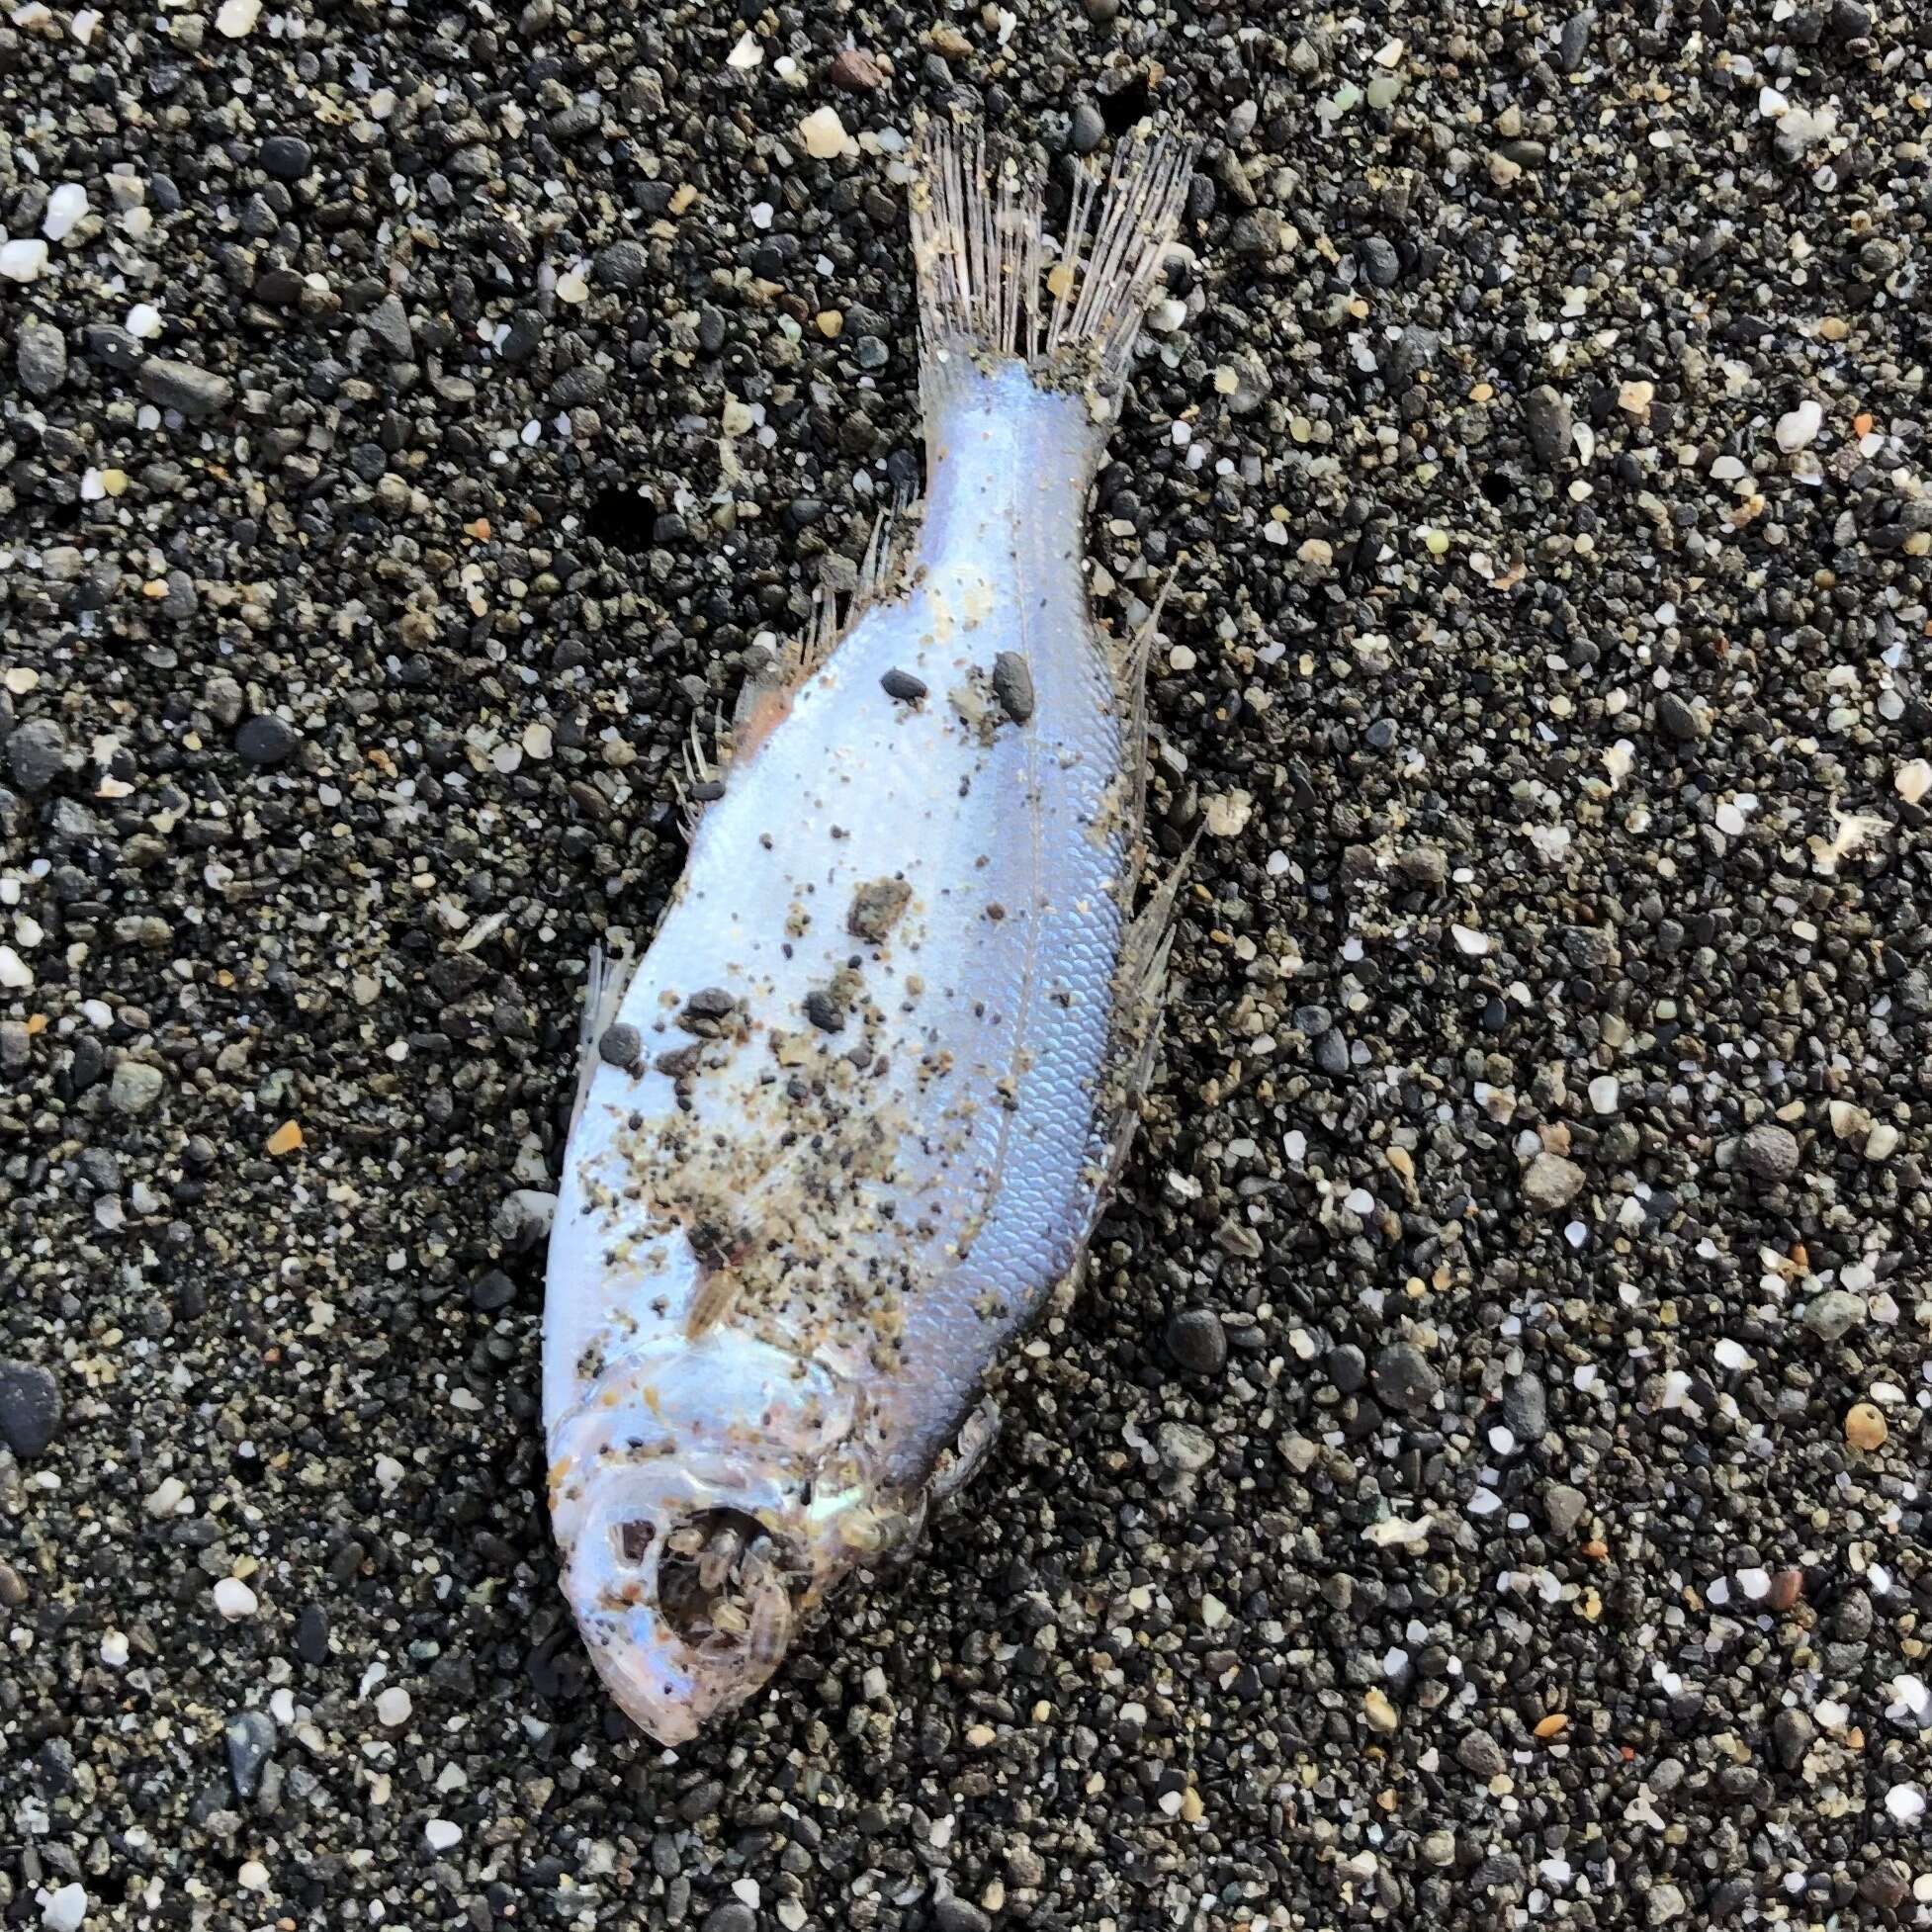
<box><xmin>910</xmin><ymin>121</ymin><xmax>1194</xmax><ymax>417</ymax></box>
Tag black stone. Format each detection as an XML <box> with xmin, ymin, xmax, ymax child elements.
<box><xmin>0</xmin><ymin>1360</ymin><xmax>62</xmax><ymax>1458</ymax></box>
<box><xmin>236</xmin><ymin>715</ymin><xmax>299</xmax><ymax>766</ymax></box>
<box><xmin>1165</xmin><ymin>1308</ymin><xmax>1227</xmax><ymax>1376</ymax></box>
<box><xmin>225</xmin><ymin>1710</ymin><xmax>278</xmax><ymax>1800</ymax></box>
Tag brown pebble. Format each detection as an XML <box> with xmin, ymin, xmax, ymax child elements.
<box><xmin>0</xmin><ymin>1557</ymin><xmax>26</xmax><ymax>1607</ymax></box>
<box><xmin>829</xmin><ymin>46</ymin><xmax>887</xmax><ymax>90</ymax></box>
<box><xmin>848</xmin><ymin>876</ymin><xmax>912</xmax><ymax>942</ymax></box>
<box><xmin>1845</xmin><ymin>1401</ymin><xmax>1888</xmax><ymax>1450</ymax></box>
<box><xmin>991</xmin><ymin>651</ymin><xmax>1035</xmax><ymax>724</ymax></box>
<box><xmin>881</xmin><ymin>667</ymin><xmax>927</xmax><ymax>703</ymax></box>
<box><xmin>1767</xmin><ymin>1568</ymin><xmax>1804</xmax><ymax>1612</ymax></box>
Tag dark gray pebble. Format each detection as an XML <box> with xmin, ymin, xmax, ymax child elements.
<box><xmin>1370</xmin><ymin>1343</ymin><xmax>1439</xmax><ymax>1414</ymax></box>
<box><xmin>594</xmin><ymin>240</ymin><xmax>650</xmax><ymax>290</ymax></box>
<box><xmin>225</xmin><ymin>1710</ymin><xmax>278</xmax><ymax>1800</ymax></box>
<box><xmin>803</xmin><ymin>988</ymin><xmax>846</xmax><ymax>1032</ymax></box>
<box><xmin>17</xmin><ymin>317</ymin><xmax>67</xmax><ymax>398</ymax></box>
<box><xmin>1523</xmin><ymin>385</ymin><xmax>1572</xmax><ymax>469</ymax></box>
<box><xmin>597</xmin><ymin>1022</ymin><xmax>642</xmax><ymax>1068</ymax></box>
<box><xmin>1165</xmin><ymin>1308</ymin><xmax>1227</xmax><ymax>1375</ymax></box>
<box><xmin>1069</xmin><ymin>103</ymin><xmax>1105</xmax><ymax>155</ymax></box>
<box><xmin>138</xmin><ymin>356</ymin><xmax>233</xmax><ymax>419</ymax></box>
<box><xmin>1326</xmin><ymin>1343</ymin><xmax>1366</xmax><ymax>1394</ymax></box>
<box><xmin>1502</xmin><ymin>1373</ymin><xmax>1547</xmax><ymax>1442</ymax></box>
<box><xmin>1358</xmin><ymin>235</ymin><xmax>1400</xmax><ymax>288</ymax></box>
<box><xmin>0</xmin><ymin>1360</ymin><xmax>62</xmax><ymax>1459</ymax></box>
<box><xmin>991</xmin><ymin>652</ymin><xmax>1035</xmax><ymax>724</ymax></box>
<box><xmin>294</xmin><ymin>1603</ymin><xmax>329</xmax><ymax>1666</ymax></box>
<box><xmin>1740</xmin><ymin>1122</ymin><xmax>1800</xmax><ymax>1181</ymax></box>
<box><xmin>881</xmin><ymin>667</ymin><xmax>927</xmax><ymax>702</ymax></box>
<box><xmin>235</xmin><ymin>715</ymin><xmax>299</xmax><ymax>766</ymax></box>
<box><xmin>6</xmin><ymin>718</ymin><xmax>67</xmax><ymax>794</ymax></box>
<box><xmin>1654</xmin><ymin>691</ymin><xmax>1703</xmax><ymax>744</ymax></box>
<box><xmin>471</xmin><ymin>1269</ymin><xmax>517</xmax><ymax>1312</ymax></box>
<box><xmin>258</xmin><ymin>134</ymin><xmax>314</xmax><ymax>178</ymax></box>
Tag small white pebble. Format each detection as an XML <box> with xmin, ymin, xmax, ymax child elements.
<box><xmin>425</xmin><ymin>1819</ymin><xmax>462</xmax><ymax>1852</ymax></box>
<box><xmin>1714</xmin><ymin>1338</ymin><xmax>1752</xmax><ymax>1373</ymax></box>
<box><xmin>1738</xmin><ymin>1566</ymin><xmax>1772</xmax><ymax>1601</ymax></box>
<box><xmin>213</xmin><ymin>1577</ymin><xmax>258</xmax><ymax>1622</ymax></box>
<box><xmin>1588</xmin><ymin>1075</ymin><xmax>1620</xmax><ymax>1115</ymax></box>
<box><xmin>376</xmin><ymin>1686</ymin><xmax>413</xmax><ymax>1726</ymax></box>
<box><xmin>1885</xmin><ymin>1784</ymin><xmax>1925</xmax><ymax>1825</ymax></box>
<box><xmin>1449</xmin><ymin>922</ymin><xmax>1489</xmax><ymax>956</ymax></box>
<box><xmin>374</xmin><ymin>1453</ymin><xmax>405</xmax><ymax>1492</ymax></box>
<box><xmin>725</xmin><ymin>29</ymin><xmax>761</xmax><ymax>67</ymax></box>
<box><xmin>43</xmin><ymin>183</ymin><xmax>89</xmax><ymax>242</ymax></box>
<box><xmin>41</xmin><ymin>1885</ymin><xmax>89</xmax><ymax>1932</ymax></box>
<box><xmin>127</xmin><ymin>302</ymin><xmax>164</xmax><ymax>339</ymax></box>
<box><xmin>1895</xmin><ymin>758</ymin><xmax>1931</xmax><ymax>807</ymax></box>
<box><xmin>237</xmin><ymin>1861</ymin><xmax>270</xmax><ymax>1892</ymax></box>
<box><xmin>1775</xmin><ymin>399</ymin><xmax>1823</xmax><ymax>453</ymax></box>
<box><xmin>215</xmin><ymin>0</ymin><xmax>261</xmax><ymax>34</ymax></box>
<box><xmin>0</xmin><ymin>945</ymin><xmax>33</xmax><ymax>991</ymax></box>
<box><xmin>144</xmin><ymin>1474</ymin><xmax>187</xmax><ymax>1517</ymax></box>
<box><xmin>100</xmin><ymin>1630</ymin><xmax>130</xmax><ymax>1668</ymax></box>
<box><xmin>0</xmin><ymin>238</ymin><xmax>49</xmax><ymax>283</ymax></box>
<box><xmin>797</xmin><ymin>106</ymin><xmax>849</xmax><ymax>161</ymax></box>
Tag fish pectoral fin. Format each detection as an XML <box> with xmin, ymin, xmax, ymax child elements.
<box><xmin>727</xmin><ymin>490</ymin><xmax>926</xmax><ymax>775</ymax></box>
<box><xmin>923</xmin><ymin>1395</ymin><xmax>1003</xmax><ymax>1511</ymax></box>
<box><xmin>570</xmin><ymin>939</ymin><xmax>634</xmax><ymax>1135</ymax></box>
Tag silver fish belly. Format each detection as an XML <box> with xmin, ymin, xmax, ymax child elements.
<box><xmin>543</xmin><ymin>127</ymin><xmax>1194</xmax><ymax>1745</ymax></box>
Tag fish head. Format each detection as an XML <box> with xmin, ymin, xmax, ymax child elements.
<box><xmin>546</xmin><ymin>1335</ymin><xmax>912</xmax><ymax>1745</ymax></box>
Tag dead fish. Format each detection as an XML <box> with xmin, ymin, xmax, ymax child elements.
<box><xmin>544</xmin><ymin>122</ymin><xmax>1196</xmax><ymax>1745</ymax></box>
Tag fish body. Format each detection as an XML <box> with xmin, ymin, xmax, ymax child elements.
<box><xmin>544</xmin><ymin>129</ymin><xmax>1193</xmax><ymax>1744</ymax></box>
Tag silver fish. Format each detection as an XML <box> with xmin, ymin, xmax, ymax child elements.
<box><xmin>543</xmin><ymin>126</ymin><xmax>1195</xmax><ymax>1745</ymax></box>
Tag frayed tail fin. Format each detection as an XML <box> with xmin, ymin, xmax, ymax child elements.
<box><xmin>910</xmin><ymin>123</ymin><xmax>1194</xmax><ymax>418</ymax></box>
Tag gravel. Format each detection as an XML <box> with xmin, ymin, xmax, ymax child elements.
<box><xmin>4</xmin><ymin>6</ymin><xmax>1930</xmax><ymax>1930</ymax></box>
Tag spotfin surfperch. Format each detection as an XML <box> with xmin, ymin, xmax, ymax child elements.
<box><xmin>543</xmin><ymin>123</ymin><xmax>1196</xmax><ymax>1744</ymax></box>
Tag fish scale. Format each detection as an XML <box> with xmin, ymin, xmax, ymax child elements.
<box><xmin>544</xmin><ymin>125</ymin><xmax>1196</xmax><ymax>1745</ymax></box>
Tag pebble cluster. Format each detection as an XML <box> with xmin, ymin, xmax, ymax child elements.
<box><xmin>3</xmin><ymin>1</ymin><xmax>1930</xmax><ymax>1929</ymax></box>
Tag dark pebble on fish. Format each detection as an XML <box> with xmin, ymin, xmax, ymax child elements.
<box><xmin>991</xmin><ymin>651</ymin><xmax>1035</xmax><ymax>724</ymax></box>
<box><xmin>803</xmin><ymin>988</ymin><xmax>846</xmax><ymax>1032</ymax></box>
<box><xmin>597</xmin><ymin>1022</ymin><xmax>642</xmax><ymax>1068</ymax></box>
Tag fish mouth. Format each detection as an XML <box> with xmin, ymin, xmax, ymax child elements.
<box><xmin>547</xmin><ymin>1339</ymin><xmax>910</xmax><ymax>1744</ymax></box>
<box><xmin>571</xmin><ymin>1484</ymin><xmax>804</xmax><ymax>1745</ymax></box>
<box><xmin>566</xmin><ymin>1461</ymin><xmax>924</xmax><ymax>1745</ymax></box>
